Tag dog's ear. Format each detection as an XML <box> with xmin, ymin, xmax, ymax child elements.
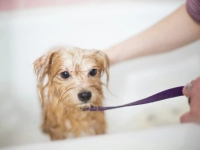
<box><xmin>33</xmin><ymin>50</ymin><xmax>54</xmax><ymax>82</ymax></box>
<box><xmin>95</xmin><ymin>50</ymin><xmax>110</xmax><ymax>83</ymax></box>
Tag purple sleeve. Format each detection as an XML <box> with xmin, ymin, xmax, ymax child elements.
<box><xmin>186</xmin><ymin>0</ymin><xmax>200</xmax><ymax>24</ymax></box>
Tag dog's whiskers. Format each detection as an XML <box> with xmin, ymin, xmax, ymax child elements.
<box><xmin>59</xmin><ymin>86</ymin><xmax>77</xmax><ymax>102</ymax></box>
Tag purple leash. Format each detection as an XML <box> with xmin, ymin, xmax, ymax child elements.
<box><xmin>88</xmin><ymin>86</ymin><xmax>184</xmax><ymax>111</ymax></box>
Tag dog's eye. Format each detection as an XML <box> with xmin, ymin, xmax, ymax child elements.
<box><xmin>89</xmin><ymin>69</ymin><xmax>97</xmax><ymax>76</ymax></box>
<box><xmin>60</xmin><ymin>71</ymin><xmax>70</xmax><ymax>79</ymax></box>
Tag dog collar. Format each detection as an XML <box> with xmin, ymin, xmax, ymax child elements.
<box><xmin>87</xmin><ymin>86</ymin><xmax>184</xmax><ymax>111</ymax></box>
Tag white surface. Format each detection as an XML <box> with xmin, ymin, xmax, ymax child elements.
<box><xmin>0</xmin><ymin>0</ymin><xmax>200</xmax><ymax>149</ymax></box>
<box><xmin>1</xmin><ymin>123</ymin><xmax>200</xmax><ymax>150</ymax></box>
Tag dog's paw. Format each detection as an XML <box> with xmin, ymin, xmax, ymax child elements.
<box><xmin>50</xmin><ymin>128</ymin><xmax>67</xmax><ymax>140</ymax></box>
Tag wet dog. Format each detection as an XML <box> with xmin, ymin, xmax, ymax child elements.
<box><xmin>33</xmin><ymin>47</ymin><xmax>109</xmax><ymax>140</ymax></box>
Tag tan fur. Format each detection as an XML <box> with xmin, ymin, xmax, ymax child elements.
<box><xmin>33</xmin><ymin>47</ymin><xmax>109</xmax><ymax>140</ymax></box>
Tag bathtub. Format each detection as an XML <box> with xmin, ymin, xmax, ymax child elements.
<box><xmin>0</xmin><ymin>0</ymin><xmax>200</xmax><ymax>149</ymax></box>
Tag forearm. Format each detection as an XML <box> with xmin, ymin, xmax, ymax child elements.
<box><xmin>106</xmin><ymin>4</ymin><xmax>200</xmax><ymax>65</ymax></box>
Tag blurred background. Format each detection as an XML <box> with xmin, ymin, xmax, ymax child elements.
<box><xmin>0</xmin><ymin>0</ymin><xmax>200</xmax><ymax>149</ymax></box>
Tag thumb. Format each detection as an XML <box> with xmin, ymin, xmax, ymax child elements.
<box><xmin>180</xmin><ymin>112</ymin><xmax>196</xmax><ymax>123</ymax></box>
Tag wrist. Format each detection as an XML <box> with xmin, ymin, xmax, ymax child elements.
<box><xmin>104</xmin><ymin>48</ymin><xmax>119</xmax><ymax>66</ymax></box>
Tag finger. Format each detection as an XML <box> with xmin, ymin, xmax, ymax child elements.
<box><xmin>189</xmin><ymin>94</ymin><xmax>200</xmax><ymax>109</ymax></box>
<box><xmin>180</xmin><ymin>112</ymin><xmax>196</xmax><ymax>123</ymax></box>
<box><xmin>191</xmin><ymin>79</ymin><xmax>196</xmax><ymax>85</ymax></box>
<box><xmin>182</xmin><ymin>84</ymin><xmax>191</xmax><ymax>97</ymax></box>
<box><xmin>196</xmin><ymin>77</ymin><xmax>200</xmax><ymax>84</ymax></box>
<box><xmin>188</xmin><ymin>98</ymin><xmax>191</xmax><ymax>105</ymax></box>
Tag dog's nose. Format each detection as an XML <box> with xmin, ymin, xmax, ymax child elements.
<box><xmin>78</xmin><ymin>91</ymin><xmax>92</xmax><ymax>102</ymax></box>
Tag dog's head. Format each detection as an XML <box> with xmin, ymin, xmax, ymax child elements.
<box><xmin>33</xmin><ymin>47</ymin><xmax>109</xmax><ymax>111</ymax></box>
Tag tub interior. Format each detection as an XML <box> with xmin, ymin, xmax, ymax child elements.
<box><xmin>0</xmin><ymin>0</ymin><xmax>200</xmax><ymax>148</ymax></box>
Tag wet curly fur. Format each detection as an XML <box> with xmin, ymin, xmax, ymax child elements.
<box><xmin>33</xmin><ymin>47</ymin><xmax>109</xmax><ymax>140</ymax></box>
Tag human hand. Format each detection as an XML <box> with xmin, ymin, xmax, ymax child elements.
<box><xmin>181</xmin><ymin>76</ymin><xmax>200</xmax><ymax>125</ymax></box>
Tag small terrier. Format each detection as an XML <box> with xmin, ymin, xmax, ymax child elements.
<box><xmin>33</xmin><ymin>47</ymin><xmax>109</xmax><ymax>140</ymax></box>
